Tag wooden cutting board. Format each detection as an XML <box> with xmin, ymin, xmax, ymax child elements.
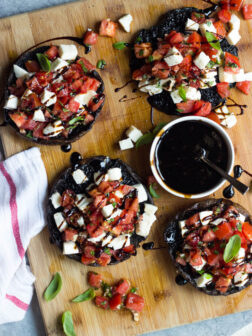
<box><xmin>0</xmin><ymin>0</ymin><xmax>252</xmax><ymax>335</ymax></box>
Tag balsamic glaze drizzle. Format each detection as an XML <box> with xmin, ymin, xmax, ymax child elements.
<box><xmin>223</xmin><ymin>184</ymin><xmax>235</xmax><ymax>199</ymax></box>
<box><xmin>70</xmin><ymin>152</ymin><xmax>83</xmax><ymax>166</ymax></box>
<box><xmin>61</xmin><ymin>144</ymin><xmax>72</xmax><ymax>153</ymax></box>
<box><xmin>114</xmin><ymin>79</ymin><xmax>134</xmax><ymax>93</ymax></box>
<box><xmin>119</xmin><ymin>95</ymin><xmax>141</xmax><ymax>102</ymax></box>
<box><xmin>150</xmin><ymin>106</ymin><xmax>154</xmax><ymax>126</ymax></box>
<box><xmin>142</xmin><ymin>242</ymin><xmax>166</xmax><ymax>251</ymax></box>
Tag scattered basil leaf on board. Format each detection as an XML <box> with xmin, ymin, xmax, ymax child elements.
<box><xmin>36</xmin><ymin>53</ymin><xmax>51</xmax><ymax>72</ymax></box>
<box><xmin>113</xmin><ymin>42</ymin><xmax>126</xmax><ymax>50</ymax></box>
<box><xmin>205</xmin><ymin>32</ymin><xmax>221</xmax><ymax>51</ymax></box>
<box><xmin>178</xmin><ymin>86</ymin><xmax>187</xmax><ymax>102</ymax></box>
<box><xmin>135</xmin><ymin>132</ymin><xmax>154</xmax><ymax>148</ymax></box>
<box><xmin>149</xmin><ymin>184</ymin><xmax>160</xmax><ymax>198</ymax></box>
<box><xmin>152</xmin><ymin>122</ymin><xmax>167</xmax><ymax>136</ymax></box>
<box><xmin>62</xmin><ymin>311</ymin><xmax>76</xmax><ymax>336</ymax></box>
<box><xmin>223</xmin><ymin>235</ymin><xmax>241</xmax><ymax>263</ymax></box>
<box><xmin>96</xmin><ymin>59</ymin><xmax>106</xmax><ymax>69</ymax></box>
<box><xmin>44</xmin><ymin>272</ymin><xmax>62</xmax><ymax>301</ymax></box>
<box><xmin>72</xmin><ymin>288</ymin><xmax>95</xmax><ymax>303</ymax></box>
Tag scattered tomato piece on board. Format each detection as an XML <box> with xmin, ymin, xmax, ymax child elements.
<box><xmin>99</xmin><ymin>19</ymin><xmax>117</xmax><ymax>37</ymax></box>
<box><xmin>242</xmin><ymin>4</ymin><xmax>252</xmax><ymax>19</ymax></box>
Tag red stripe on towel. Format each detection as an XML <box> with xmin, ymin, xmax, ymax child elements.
<box><xmin>0</xmin><ymin>163</ymin><xmax>25</xmax><ymax>258</ymax></box>
<box><xmin>6</xmin><ymin>294</ymin><xmax>29</xmax><ymax>311</ymax></box>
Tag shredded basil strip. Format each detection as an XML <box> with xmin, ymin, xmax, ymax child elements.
<box><xmin>205</xmin><ymin>31</ymin><xmax>221</xmax><ymax>51</ymax></box>
<box><xmin>113</xmin><ymin>42</ymin><xmax>126</xmax><ymax>50</ymax></box>
<box><xmin>79</xmin><ymin>60</ymin><xmax>88</xmax><ymax>73</ymax></box>
<box><xmin>178</xmin><ymin>86</ymin><xmax>187</xmax><ymax>102</ymax></box>
<box><xmin>44</xmin><ymin>272</ymin><xmax>62</xmax><ymax>301</ymax></box>
<box><xmin>69</xmin><ymin>116</ymin><xmax>84</xmax><ymax>125</ymax></box>
<box><xmin>26</xmin><ymin>131</ymin><xmax>33</xmax><ymax>138</ymax></box>
<box><xmin>62</xmin><ymin>311</ymin><xmax>76</xmax><ymax>336</ymax></box>
<box><xmin>130</xmin><ymin>287</ymin><xmax>137</xmax><ymax>293</ymax></box>
<box><xmin>36</xmin><ymin>53</ymin><xmax>51</xmax><ymax>71</ymax></box>
<box><xmin>223</xmin><ymin>235</ymin><xmax>241</xmax><ymax>263</ymax></box>
<box><xmin>152</xmin><ymin>122</ymin><xmax>167</xmax><ymax>136</ymax></box>
<box><xmin>149</xmin><ymin>184</ymin><xmax>160</xmax><ymax>198</ymax></box>
<box><xmin>135</xmin><ymin>132</ymin><xmax>154</xmax><ymax>148</ymax></box>
<box><xmin>72</xmin><ymin>288</ymin><xmax>95</xmax><ymax>303</ymax></box>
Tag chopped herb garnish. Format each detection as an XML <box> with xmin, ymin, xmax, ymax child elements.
<box><xmin>90</xmin><ymin>250</ymin><xmax>95</xmax><ymax>256</ymax></box>
<box><xmin>113</xmin><ymin>42</ymin><xmax>126</xmax><ymax>50</ymax></box>
<box><xmin>79</xmin><ymin>60</ymin><xmax>88</xmax><ymax>73</ymax></box>
<box><xmin>135</xmin><ymin>132</ymin><xmax>154</xmax><ymax>148</ymax></box>
<box><xmin>149</xmin><ymin>183</ymin><xmax>160</xmax><ymax>198</ymax></box>
<box><xmin>69</xmin><ymin>116</ymin><xmax>84</xmax><ymax>125</ymax></box>
<box><xmin>197</xmin><ymin>270</ymin><xmax>204</xmax><ymax>275</ymax></box>
<box><xmin>130</xmin><ymin>287</ymin><xmax>137</xmax><ymax>293</ymax></box>
<box><xmin>26</xmin><ymin>131</ymin><xmax>33</xmax><ymax>138</ymax></box>
<box><xmin>194</xmin><ymin>13</ymin><xmax>201</xmax><ymax>19</ymax></box>
<box><xmin>198</xmin><ymin>241</ymin><xmax>203</xmax><ymax>246</ymax></box>
<box><xmin>212</xmin><ymin>226</ymin><xmax>218</xmax><ymax>232</ymax></box>
<box><xmin>112</xmin><ymin>202</ymin><xmax>117</xmax><ymax>208</ymax></box>
<box><xmin>237</xmin><ymin>222</ymin><xmax>242</xmax><ymax>232</ymax></box>
<box><xmin>148</xmin><ymin>55</ymin><xmax>154</xmax><ymax>62</ymax></box>
<box><xmin>207</xmin><ymin>60</ymin><xmax>216</xmax><ymax>68</ymax></box>
<box><xmin>108</xmin><ymin>218</ymin><xmax>115</xmax><ymax>223</ymax></box>
<box><xmin>36</xmin><ymin>53</ymin><xmax>51</xmax><ymax>72</ymax></box>
<box><xmin>62</xmin><ymin>311</ymin><xmax>76</xmax><ymax>336</ymax></box>
<box><xmin>104</xmin><ymin>248</ymin><xmax>111</xmax><ymax>255</ymax></box>
<box><xmin>176</xmin><ymin>108</ymin><xmax>183</xmax><ymax>113</ymax></box>
<box><xmin>135</xmin><ymin>36</ymin><xmax>143</xmax><ymax>43</ymax></box>
<box><xmin>213</xmin><ymin>250</ymin><xmax>219</xmax><ymax>255</ymax></box>
<box><xmin>139</xmin><ymin>49</ymin><xmax>144</xmax><ymax>56</ymax></box>
<box><xmin>220</xmin><ymin>242</ymin><xmax>226</xmax><ymax>249</ymax></box>
<box><xmin>96</xmin><ymin>59</ymin><xmax>106</xmax><ymax>70</ymax></box>
<box><xmin>178</xmin><ymin>85</ymin><xmax>187</xmax><ymax>102</ymax></box>
<box><xmin>206</xmin><ymin>21</ymin><xmax>211</xmax><ymax>27</ymax></box>
<box><xmin>152</xmin><ymin>122</ymin><xmax>167</xmax><ymax>136</ymax></box>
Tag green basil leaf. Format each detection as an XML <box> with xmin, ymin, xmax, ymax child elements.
<box><xmin>96</xmin><ymin>59</ymin><xmax>106</xmax><ymax>69</ymax></box>
<box><xmin>113</xmin><ymin>42</ymin><xmax>126</xmax><ymax>50</ymax></box>
<box><xmin>130</xmin><ymin>287</ymin><xmax>137</xmax><ymax>293</ymax></box>
<box><xmin>26</xmin><ymin>130</ymin><xmax>33</xmax><ymax>139</ymax></box>
<box><xmin>178</xmin><ymin>86</ymin><xmax>187</xmax><ymax>102</ymax></box>
<box><xmin>236</xmin><ymin>222</ymin><xmax>242</xmax><ymax>232</ymax></box>
<box><xmin>205</xmin><ymin>31</ymin><xmax>221</xmax><ymax>51</ymax></box>
<box><xmin>44</xmin><ymin>272</ymin><xmax>62</xmax><ymax>301</ymax></box>
<box><xmin>36</xmin><ymin>53</ymin><xmax>51</xmax><ymax>72</ymax></box>
<box><xmin>79</xmin><ymin>60</ymin><xmax>88</xmax><ymax>73</ymax></box>
<box><xmin>69</xmin><ymin>116</ymin><xmax>84</xmax><ymax>125</ymax></box>
<box><xmin>62</xmin><ymin>311</ymin><xmax>76</xmax><ymax>336</ymax></box>
<box><xmin>135</xmin><ymin>132</ymin><xmax>154</xmax><ymax>148</ymax></box>
<box><xmin>135</xmin><ymin>36</ymin><xmax>143</xmax><ymax>43</ymax></box>
<box><xmin>223</xmin><ymin>235</ymin><xmax>241</xmax><ymax>263</ymax></box>
<box><xmin>152</xmin><ymin>122</ymin><xmax>167</xmax><ymax>136</ymax></box>
<box><xmin>72</xmin><ymin>288</ymin><xmax>95</xmax><ymax>303</ymax></box>
<box><xmin>149</xmin><ymin>184</ymin><xmax>160</xmax><ymax>198</ymax></box>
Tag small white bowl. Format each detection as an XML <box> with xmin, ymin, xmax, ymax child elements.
<box><xmin>150</xmin><ymin>116</ymin><xmax>234</xmax><ymax>199</ymax></box>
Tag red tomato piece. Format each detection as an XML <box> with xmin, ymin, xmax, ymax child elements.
<box><xmin>88</xmin><ymin>271</ymin><xmax>102</xmax><ymax>288</ymax></box>
<box><xmin>25</xmin><ymin>60</ymin><xmax>40</xmax><ymax>72</ymax></box>
<box><xmin>242</xmin><ymin>4</ymin><xmax>252</xmax><ymax>20</ymax></box>
<box><xmin>81</xmin><ymin>255</ymin><xmax>96</xmax><ymax>265</ymax></box>
<box><xmin>83</xmin><ymin>245</ymin><xmax>96</xmax><ymax>258</ymax></box>
<box><xmin>206</xmin><ymin>112</ymin><xmax>221</xmax><ymax>124</ymax></box>
<box><xmin>189</xmin><ymin>251</ymin><xmax>203</xmax><ymax>267</ymax></box>
<box><xmin>236</xmin><ymin>81</ymin><xmax>251</xmax><ymax>95</ymax></box>
<box><xmin>22</xmin><ymin>115</ymin><xmax>37</xmax><ymax>130</ymax></box>
<box><xmin>26</xmin><ymin>76</ymin><xmax>42</xmax><ymax>93</ymax></box>
<box><xmin>36</xmin><ymin>72</ymin><xmax>53</xmax><ymax>87</ymax></box>
<box><xmin>193</xmin><ymin>101</ymin><xmax>212</xmax><ymax>117</ymax></box>
<box><xmin>114</xmin><ymin>279</ymin><xmax>130</xmax><ymax>295</ymax></box>
<box><xmin>61</xmin><ymin>189</ymin><xmax>75</xmax><ymax>207</ymax></box>
<box><xmin>84</xmin><ymin>113</ymin><xmax>95</xmax><ymax>124</ymax></box>
<box><xmin>99</xmin><ymin>19</ymin><xmax>117</xmax><ymax>37</ymax></box>
<box><xmin>187</xmin><ymin>32</ymin><xmax>202</xmax><ymax>49</ymax></box>
<box><xmin>186</xmin><ymin>213</ymin><xmax>200</xmax><ymax>226</ymax></box>
<box><xmin>97</xmin><ymin>252</ymin><xmax>111</xmax><ymax>266</ymax></box>
<box><xmin>95</xmin><ymin>296</ymin><xmax>109</xmax><ymax>309</ymax></box>
<box><xmin>220</xmin><ymin>0</ymin><xmax>243</xmax><ymax>11</ymax></box>
<box><xmin>191</xmin><ymin>12</ymin><xmax>205</xmax><ymax>24</ymax></box>
<box><xmin>63</xmin><ymin>228</ymin><xmax>78</xmax><ymax>242</ymax></box>
<box><xmin>132</xmin><ymin>64</ymin><xmax>152</xmax><ymax>80</ymax></box>
<box><xmin>44</xmin><ymin>46</ymin><xmax>58</xmax><ymax>60</ymax></box>
<box><xmin>71</xmin><ymin>79</ymin><xmax>83</xmax><ymax>92</ymax></box>
<box><xmin>169</xmin><ymin>32</ymin><xmax>183</xmax><ymax>45</ymax></box>
<box><xmin>176</xmin><ymin>100</ymin><xmax>195</xmax><ymax>114</ymax></box>
<box><xmin>125</xmin><ymin>293</ymin><xmax>144</xmax><ymax>312</ymax></box>
<box><xmin>224</xmin><ymin>52</ymin><xmax>241</xmax><ymax>74</ymax></box>
<box><xmin>9</xmin><ymin>112</ymin><xmax>27</xmax><ymax>128</ymax></box>
<box><xmin>67</xmin><ymin>98</ymin><xmax>80</xmax><ymax>113</ymax></box>
<box><xmin>215</xmin><ymin>276</ymin><xmax>231</xmax><ymax>293</ymax></box>
<box><xmin>215</xmin><ymin>222</ymin><xmax>233</xmax><ymax>240</ymax></box>
<box><xmin>77</xmin><ymin>57</ymin><xmax>95</xmax><ymax>71</ymax></box>
<box><xmin>134</xmin><ymin>43</ymin><xmax>153</xmax><ymax>59</ymax></box>
<box><xmin>213</xmin><ymin>21</ymin><xmax>227</xmax><ymax>39</ymax></box>
<box><xmin>109</xmin><ymin>293</ymin><xmax>122</xmax><ymax>310</ymax></box>
<box><xmin>217</xmin><ymin>82</ymin><xmax>230</xmax><ymax>98</ymax></box>
<box><xmin>176</xmin><ymin>256</ymin><xmax>186</xmax><ymax>266</ymax></box>
<box><xmin>203</xmin><ymin>230</ymin><xmax>216</xmax><ymax>242</ymax></box>
<box><xmin>123</xmin><ymin>244</ymin><xmax>135</xmax><ymax>253</ymax></box>
<box><xmin>235</xmin><ymin>231</ymin><xmax>247</xmax><ymax>249</ymax></box>
<box><xmin>207</xmin><ymin>253</ymin><xmax>220</xmax><ymax>266</ymax></box>
<box><xmin>151</xmin><ymin>61</ymin><xmax>170</xmax><ymax>79</ymax></box>
<box><xmin>218</xmin><ymin>9</ymin><xmax>231</xmax><ymax>23</ymax></box>
<box><xmin>81</xmin><ymin>77</ymin><xmax>100</xmax><ymax>93</ymax></box>
<box><xmin>83</xmin><ymin>30</ymin><xmax>98</xmax><ymax>45</ymax></box>
<box><xmin>33</xmin><ymin>122</ymin><xmax>47</xmax><ymax>139</ymax></box>
<box><xmin>88</xmin><ymin>95</ymin><xmax>104</xmax><ymax>112</ymax></box>
<box><xmin>245</xmin><ymin>263</ymin><xmax>252</xmax><ymax>273</ymax></box>
<box><xmin>242</xmin><ymin>222</ymin><xmax>252</xmax><ymax>241</ymax></box>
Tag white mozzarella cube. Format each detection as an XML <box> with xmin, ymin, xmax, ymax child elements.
<box><xmin>107</xmin><ymin>234</ymin><xmax>131</xmax><ymax>250</ymax></box>
<box><xmin>88</xmin><ymin>232</ymin><xmax>106</xmax><ymax>243</ymax></box>
<box><xmin>107</xmin><ymin>168</ymin><xmax>122</xmax><ymax>181</ymax></box>
<box><xmin>53</xmin><ymin>212</ymin><xmax>68</xmax><ymax>232</ymax></box>
<box><xmin>118</xmin><ymin>14</ymin><xmax>133</xmax><ymax>32</ymax></box>
<box><xmin>75</xmin><ymin>194</ymin><xmax>92</xmax><ymax>212</ymax></box>
<box><xmin>211</xmin><ymin>218</ymin><xmax>225</xmax><ymax>226</ymax></box>
<box><xmin>215</xmin><ymin>105</ymin><xmax>230</xmax><ymax>118</ymax></box>
<box><xmin>185</xmin><ymin>18</ymin><xmax>199</xmax><ymax>31</ymax></box>
<box><xmin>194</xmin><ymin>52</ymin><xmax>210</xmax><ymax>70</ymax></box>
<box><xmin>233</xmin><ymin>248</ymin><xmax>246</xmax><ymax>264</ymax></box>
<box><xmin>164</xmin><ymin>47</ymin><xmax>183</xmax><ymax>66</ymax></box>
<box><xmin>74</xmin><ymin>90</ymin><xmax>97</xmax><ymax>106</ymax></box>
<box><xmin>50</xmin><ymin>192</ymin><xmax>61</xmax><ymax>209</ymax></box>
<box><xmin>22</xmin><ymin>89</ymin><xmax>33</xmax><ymax>98</ymax></box>
<box><xmin>126</xmin><ymin>125</ymin><xmax>143</xmax><ymax>143</ymax></box>
<box><xmin>59</xmin><ymin>44</ymin><xmax>78</xmax><ymax>61</ymax></box>
<box><xmin>102</xmin><ymin>204</ymin><xmax>114</xmax><ymax>218</ymax></box>
<box><xmin>191</xmin><ymin>258</ymin><xmax>206</xmax><ymax>271</ymax></box>
<box><xmin>108</xmin><ymin>209</ymin><xmax>122</xmax><ymax>220</ymax></box>
<box><xmin>221</xmin><ymin>114</ymin><xmax>237</xmax><ymax>128</ymax></box>
<box><xmin>72</xmin><ymin>169</ymin><xmax>88</xmax><ymax>184</ymax></box>
<box><xmin>170</xmin><ymin>89</ymin><xmax>183</xmax><ymax>104</ymax></box>
<box><xmin>233</xmin><ymin>69</ymin><xmax>245</xmax><ymax>82</ymax></box>
<box><xmin>230</xmin><ymin>14</ymin><xmax>240</xmax><ymax>31</ymax></box>
<box><xmin>33</xmin><ymin>109</ymin><xmax>46</xmax><ymax>122</ymax></box>
<box><xmin>227</xmin><ymin>30</ymin><xmax>241</xmax><ymax>45</ymax></box>
<box><xmin>199</xmin><ymin>211</ymin><xmax>213</xmax><ymax>226</ymax></box>
<box><xmin>195</xmin><ymin>273</ymin><xmax>213</xmax><ymax>287</ymax></box>
<box><xmin>13</xmin><ymin>64</ymin><xmax>29</xmax><ymax>79</ymax></box>
<box><xmin>234</xmin><ymin>271</ymin><xmax>249</xmax><ymax>287</ymax></box>
<box><xmin>102</xmin><ymin>234</ymin><xmax>113</xmax><ymax>247</ymax></box>
<box><xmin>4</xmin><ymin>95</ymin><xmax>19</xmax><ymax>110</ymax></box>
<box><xmin>179</xmin><ymin>220</ymin><xmax>188</xmax><ymax>237</ymax></box>
<box><xmin>244</xmin><ymin>72</ymin><xmax>252</xmax><ymax>81</ymax></box>
<box><xmin>200</xmin><ymin>20</ymin><xmax>216</xmax><ymax>35</ymax></box>
<box><xmin>52</xmin><ymin>75</ymin><xmax>64</xmax><ymax>83</ymax></box>
<box><xmin>43</xmin><ymin>120</ymin><xmax>64</xmax><ymax>137</ymax></box>
<box><xmin>186</xmin><ymin>87</ymin><xmax>201</xmax><ymax>101</ymax></box>
<box><xmin>144</xmin><ymin>203</ymin><xmax>158</xmax><ymax>215</ymax></box>
<box><xmin>77</xmin><ymin>216</ymin><xmax>85</xmax><ymax>226</ymax></box>
<box><xmin>40</xmin><ymin>89</ymin><xmax>56</xmax><ymax>106</ymax></box>
<box><xmin>133</xmin><ymin>184</ymin><xmax>148</xmax><ymax>203</ymax></box>
<box><xmin>63</xmin><ymin>241</ymin><xmax>79</xmax><ymax>255</ymax></box>
<box><xmin>93</xmin><ymin>171</ymin><xmax>108</xmax><ymax>185</ymax></box>
<box><xmin>218</xmin><ymin>67</ymin><xmax>235</xmax><ymax>83</ymax></box>
<box><xmin>51</xmin><ymin>58</ymin><xmax>69</xmax><ymax>71</ymax></box>
<box><xmin>237</xmin><ymin>213</ymin><xmax>246</xmax><ymax>223</ymax></box>
<box><xmin>136</xmin><ymin>213</ymin><xmax>156</xmax><ymax>237</ymax></box>
<box><xmin>160</xmin><ymin>77</ymin><xmax>176</xmax><ymax>91</ymax></box>
<box><xmin>119</xmin><ymin>138</ymin><xmax>134</xmax><ymax>150</ymax></box>
<box><xmin>138</xmin><ymin>80</ymin><xmax>163</xmax><ymax>95</ymax></box>
<box><xmin>114</xmin><ymin>190</ymin><xmax>124</xmax><ymax>198</ymax></box>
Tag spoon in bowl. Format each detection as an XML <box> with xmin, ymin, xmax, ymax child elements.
<box><xmin>194</xmin><ymin>147</ymin><xmax>249</xmax><ymax>195</ymax></box>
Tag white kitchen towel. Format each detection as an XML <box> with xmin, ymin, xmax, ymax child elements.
<box><xmin>0</xmin><ymin>147</ymin><xmax>48</xmax><ymax>324</ymax></box>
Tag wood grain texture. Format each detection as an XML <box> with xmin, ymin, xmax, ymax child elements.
<box><xmin>0</xmin><ymin>0</ymin><xmax>252</xmax><ymax>335</ymax></box>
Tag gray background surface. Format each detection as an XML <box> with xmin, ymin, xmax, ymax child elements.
<box><xmin>0</xmin><ymin>0</ymin><xmax>251</xmax><ymax>335</ymax></box>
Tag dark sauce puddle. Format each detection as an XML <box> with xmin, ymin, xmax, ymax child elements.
<box><xmin>61</xmin><ymin>144</ymin><xmax>72</xmax><ymax>153</ymax></box>
<box><xmin>70</xmin><ymin>152</ymin><xmax>83</xmax><ymax>166</ymax></box>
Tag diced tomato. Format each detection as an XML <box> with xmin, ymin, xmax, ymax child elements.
<box><xmin>186</xmin><ymin>232</ymin><xmax>200</xmax><ymax>247</ymax></box>
<box><xmin>83</xmin><ymin>245</ymin><xmax>96</xmax><ymax>258</ymax></box>
<box><xmin>33</xmin><ymin>122</ymin><xmax>47</xmax><ymax>139</ymax></box>
<box><xmin>236</xmin><ymin>81</ymin><xmax>251</xmax><ymax>95</ymax></box>
<box><xmin>215</xmin><ymin>222</ymin><xmax>233</xmax><ymax>240</ymax></box>
<box><xmin>125</xmin><ymin>198</ymin><xmax>139</xmax><ymax>213</ymax></box>
<box><xmin>98</xmin><ymin>181</ymin><xmax>112</xmax><ymax>194</ymax></box>
<box><xmin>88</xmin><ymin>271</ymin><xmax>102</xmax><ymax>288</ymax></box>
<box><xmin>189</xmin><ymin>251</ymin><xmax>203</xmax><ymax>267</ymax></box>
<box><xmin>81</xmin><ymin>255</ymin><xmax>96</xmax><ymax>265</ymax></box>
<box><xmin>223</xmin><ymin>206</ymin><xmax>239</xmax><ymax>219</ymax></box>
<box><xmin>80</xmin><ymin>77</ymin><xmax>100</xmax><ymax>93</ymax></box>
<box><xmin>67</xmin><ymin>98</ymin><xmax>80</xmax><ymax>113</ymax></box>
<box><xmin>63</xmin><ymin>228</ymin><xmax>78</xmax><ymax>242</ymax></box>
<box><xmin>95</xmin><ymin>296</ymin><xmax>109</xmax><ymax>309</ymax></box>
<box><xmin>25</xmin><ymin>60</ymin><xmax>40</xmax><ymax>72</ymax></box>
<box><xmin>193</xmin><ymin>101</ymin><xmax>212</xmax><ymax>117</ymax></box>
<box><xmin>176</xmin><ymin>100</ymin><xmax>195</xmax><ymax>114</ymax></box>
<box><xmin>168</xmin><ymin>32</ymin><xmax>183</xmax><ymax>45</ymax></box>
<box><xmin>224</xmin><ymin>52</ymin><xmax>241</xmax><ymax>74</ymax></box>
<box><xmin>125</xmin><ymin>293</ymin><xmax>144</xmax><ymax>312</ymax></box>
<box><xmin>123</xmin><ymin>244</ymin><xmax>135</xmax><ymax>253</ymax></box>
<box><xmin>26</xmin><ymin>76</ymin><xmax>42</xmax><ymax>93</ymax></box>
<box><xmin>203</xmin><ymin>230</ymin><xmax>216</xmax><ymax>242</ymax></box>
<box><xmin>151</xmin><ymin>61</ymin><xmax>170</xmax><ymax>79</ymax></box>
<box><xmin>206</xmin><ymin>112</ymin><xmax>221</xmax><ymax>124</ymax></box>
<box><xmin>99</xmin><ymin>19</ymin><xmax>117</xmax><ymax>37</ymax></box>
<box><xmin>88</xmin><ymin>95</ymin><xmax>104</xmax><ymax>112</ymax></box>
<box><xmin>191</xmin><ymin>12</ymin><xmax>205</xmax><ymax>24</ymax></box>
<box><xmin>132</xmin><ymin>64</ymin><xmax>152</xmax><ymax>80</ymax></box>
<box><xmin>134</xmin><ymin>43</ymin><xmax>153</xmax><ymax>59</ymax></box>
<box><xmin>97</xmin><ymin>252</ymin><xmax>111</xmax><ymax>266</ymax></box>
<box><xmin>113</xmin><ymin>279</ymin><xmax>130</xmax><ymax>295</ymax></box>
<box><xmin>214</xmin><ymin>21</ymin><xmax>227</xmax><ymax>39</ymax></box>
<box><xmin>120</xmin><ymin>210</ymin><xmax>135</xmax><ymax>227</ymax></box>
<box><xmin>77</xmin><ymin>57</ymin><xmax>95</xmax><ymax>71</ymax></box>
<box><xmin>61</xmin><ymin>189</ymin><xmax>75</xmax><ymax>207</ymax></box>
<box><xmin>9</xmin><ymin>112</ymin><xmax>27</xmax><ymax>128</ymax></box>
<box><xmin>44</xmin><ymin>46</ymin><xmax>58</xmax><ymax>60</ymax></box>
<box><xmin>215</xmin><ymin>276</ymin><xmax>231</xmax><ymax>293</ymax></box>
<box><xmin>109</xmin><ymin>293</ymin><xmax>122</xmax><ymax>310</ymax></box>
<box><xmin>22</xmin><ymin>115</ymin><xmax>37</xmax><ymax>130</ymax></box>
<box><xmin>242</xmin><ymin>4</ymin><xmax>252</xmax><ymax>20</ymax></box>
<box><xmin>220</xmin><ymin>0</ymin><xmax>243</xmax><ymax>11</ymax></box>
<box><xmin>207</xmin><ymin>253</ymin><xmax>220</xmax><ymax>266</ymax></box>
<box><xmin>176</xmin><ymin>256</ymin><xmax>186</xmax><ymax>266</ymax></box>
<box><xmin>187</xmin><ymin>32</ymin><xmax>202</xmax><ymax>49</ymax></box>
<box><xmin>93</xmin><ymin>194</ymin><xmax>106</xmax><ymax>208</ymax></box>
<box><xmin>84</xmin><ymin>113</ymin><xmax>95</xmax><ymax>124</ymax></box>
<box><xmin>36</xmin><ymin>71</ymin><xmax>53</xmax><ymax>87</ymax></box>
<box><xmin>235</xmin><ymin>231</ymin><xmax>247</xmax><ymax>249</ymax></box>
<box><xmin>120</xmin><ymin>185</ymin><xmax>134</xmax><ymax>196</ymax></box>
<box><xmin>83</xmin><ymin>30</ymin><xmax>98</xmax><ymax>45</ymax></box>
<box><xmin>180</xmin><ymin>55</ymin><xmax>192</xmax><ymax>72</ymax></box>
<box><xmin>186</xmin><ymin>213</ymin><xmax>200</xmax><ymax>227</ymax></box>
<box><xmin>71</xmin><ymin>79</ymin><xmax>82</xmax><ymax>92</ymax></box>
<box><xmin>242</xmin><ymin>222</ymin><xmax>252</xmax><ymax>241</ymax></box>
<box><xmin>245</xmin><ymin>263</ymin><xmax>252</xmax><ymax>273</ymax></box>
<box><xmin>217</xmin><ymin>82</ymin><xmax>230</xmax><ymax>98</ymax></box>
<box><xmin>8</xmin><ymin>78</ymin><xmax>26</xmax><ymax>97</ymax></box>
<box><xmin>218</xmin><ymin>9</ymin><xmax>231</xmax><ymax>23</ymax></box>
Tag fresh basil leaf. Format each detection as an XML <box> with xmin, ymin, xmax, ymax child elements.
<box><xmin>113</xmin><ymin>42</ymin><xmax>126</xmax><ymax>50</ymax></box>
<box><xmin>44</xmin><ymin>272</ymin><xmax>62</xmax><ymax>301</ymax></box>
<box><xmin>149</xmin><ymin>183</ymin><xmax>160</xmax><ymax>198</ymax></box>
<box><xmin>26</xmin><ymin>131</ymin><xmax>33</xmax><ymax>138</ymax></box>
<box><xmin>178</xmin><ymin>86</ymin><xmax>187</xmax><ymax>102</ymax></box>
<box><xmin>205</xmin><ymin>31</ymin><xmax>221</xmax><ymax>51</ymax></box>
<box><xmin>36</xmin><ymin>53</ymin><xmax>51</xmax><ymax>72</ymax></box>
<box><xmin>152</xmin><ymin>122</ymin><xmax>167</xmax><ymax>136</ymax></box>
<box><xmin>96</xmin><ymin>59</ymin><xmax>106</xmax><ymax>69</ymax></box>
<box><xmin>62</xmin><ymin>311</ymin><xmax>76</xmax><ymax>336</ymax></box>
<box><xmin>69</xmin><ymin>116</ymin><xmax>84</xmax><ymax>125</ymax></box>
<box><xmin>197</xmin><ymin>270</ymin><xmax>205</xmax><ymax>275</ymax></box>
<box><xmin>130</xmin><ymin>287</ymin><xmax>137</xmax><ymax>293</ymax></box>
<box><xmin>176</xmin><ymin>108</ymin><xmax>183</xmax><ymax>113</ymax></box>
<box><xmin>135</xmin><ymin>132</ymin><xmax>154</xmax><ymax>148</ymax></box>
<box><xmin>148</xmin><ymin>55</ymin><xmax>154</xmax><ymax>63</ymax></box>
<box><xmin>223</xmin><ymin>235</ymin><xmax>241</xmax><ymax>263</ymax></box>
<box><xmin>104</xmin><ymin>248</ymin><xmax>111</xmax><ymax>255</ymax></box>
<box><xmin>72</xmin><ymin>288</ymin><xmax>95</xmax><ymax>303</ymax></box>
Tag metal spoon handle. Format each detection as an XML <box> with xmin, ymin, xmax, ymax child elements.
<box><xmin>202</xmin><ymin>157</ymin><xmax>249</xmax><ymax>195</ymax></box>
